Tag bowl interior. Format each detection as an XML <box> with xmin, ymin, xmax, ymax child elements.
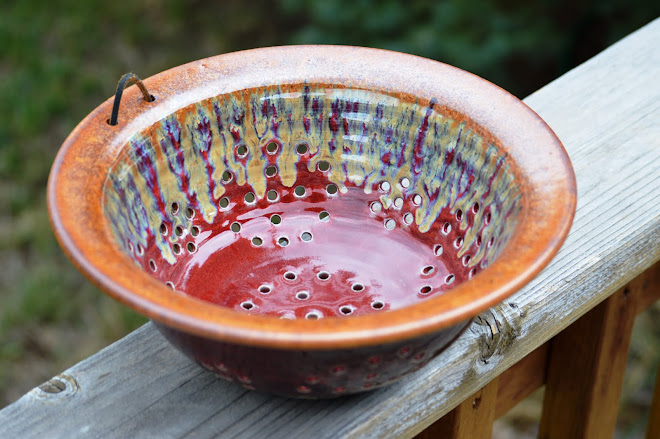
<box><xmin>102</xmin><ymin>83</ymin><xmax>521</xmax><ymax>320</ymax></box>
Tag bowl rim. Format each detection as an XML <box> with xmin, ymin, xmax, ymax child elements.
<box><xmin>48</xmin><ymin>45</ymin><xmax>577</xmax><ymax>350</ymax></box>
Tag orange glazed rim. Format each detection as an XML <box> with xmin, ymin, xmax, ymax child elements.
<box><xmin>47</xmin><ymin>45</ymin><xmax>577</xmax><ymax>350</ymax></box>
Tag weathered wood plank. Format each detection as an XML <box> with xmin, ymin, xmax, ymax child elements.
<box><xmin>417</xmin><ymin>378</ymin><xmax>498</xmax><ymax>439</ymax></box>
<box><xmin>0</xmin><ymin>18</ymin><xmax>658</xmax><ymax>439</ymax></box>
<box><xmin>539</xmin><ymin>285</ymin><xmax>637</xmax><ymax>438</ymax></box>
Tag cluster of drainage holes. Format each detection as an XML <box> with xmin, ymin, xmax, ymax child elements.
<box><xmin>238</xmin><ymin>272</ymin><xmax>386</xmax><ymax>317</ymax></box>
<box><xmin>229</xmin><ymin>211</ymin><xmax>329</xmax><ymax>246</ymax></box>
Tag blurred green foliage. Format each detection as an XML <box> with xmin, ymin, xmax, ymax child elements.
<box><xmin>0</xmin><ymin>1</ymin><xmax>657</xmax><ymax>434</ymax></box>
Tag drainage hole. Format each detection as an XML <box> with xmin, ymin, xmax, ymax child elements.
<box><xmin>296</xmin><ymin>291</ymin><xmax>310</xmax><ymax>300</ymax></box>
<box><xmin>222</xmin><ymin>171</ymin><xmax>233</xmax><ymax>183</ymax></box>
<box><xmin>175</xmin><ymin>225</ymin><xmax>184</xmax><ymax>237</ymax></box>
<box><xmin>370</xmin><ymin>201</ymin><xmax>382</xmax><ymax>213</ymax></box>
<box><xmin>244</xmin><ymin>192</ymin><xmax>256</xmax><ymax>204</ymax></box>
<box><xmin>191</xmin><ymin>225</ymin><xmax>200</xmax><ymax>237</ymax></box>
<box><xmin>317</xmin><ymin>271</ymin><xmax>330</xmax><ymax>281</ymax></box>
<box><xmin>159</xmin><ymin>223</ymin><xmax>168</xmax><ymax>236</ymax></box>
<box><xmin>270</xmin><ymin>214</ymin><xmax>282</xmax><ymax>225</ymax></box>
<box><xmin>469</xmin><ymin>268</ymin><xmax>477</xmax><ymax>279</ymax></box>
<box><xmin>172</xmin><ymin>243</ymin><xmax>181</xmax><ymax>255</ymax></box>
<box><xmin>394</xmin><ymin>197</ymin><xmax>403</xmax><ymax>208</ymax></box>
<box><xmin>371</xmin><ymin>300</ymin><xmax>385</xmax><ymax>310</ymax></box>
<box><xmin>305</xmin><ymin>311</ymin><xmax>322</xmax><ymax>320</ymax></box>
<box><xmin>236</xmin><ymin>144</ymin><xmax>248</xmax><ymax>158</ymax></box>
<box><xmin>473</xmin><ymin>203</ymin><xmax>480</xmax><ymax>214</ymax></box>
<box><xmin>230</xmin><ymin>222</ymin><xmax>241</xmax><ymax>233</ymax></box>
<box><xmin>463</xmin><ymin>255</ymin><xmax>471</xmax><ymax>266</ymax></box>
<box><xmin>445</xmin><ymin>274</ymin><xmax>455</xmax><ymax>284</ymax></box>
<box><xmin>319</xmin><ymin>211</ymin><xmax>330</xmax><ymax>222</ymax></box>
<box><xmin>166</xmin><ymin>281</ymin><xmax>175</xmax><ymax>290</ymax></box>
<box><xmin>277</xmin><ymin>237</ymin><xmax>290</xmax><ymax>247</ymax></box>
<box><xmin>136</xmin><ymin>243</ymin><xmax>144</xmax><ymax>256</ymax></box>
<box><xmin>351</xmin><ymin>283</ymin><xmax>365</xmax><ymax>292</ymax></box>
<box><xmin>185</xmin><ymin>207</ymin><xmax>195</xmax><ymax>220</ymax></box>
<box><xmin>267</xmin><ymin>190</ymin><xmax>279</xmax><ymax>202</ymax></box>
<box><xmin>400</xmin><ymin>177</ymin><xmax>411</xmax><ymax>188</ymax></box>
<box><xmin>442</xmin><ymin>222</ymin><xmax>451</xmax><ymax>234</ymax></box>
<box><xmin>187</xmin><ymin>242</ymin><xmax>197</xmax><ymax>253</ymax></box>
<box><xmin>296</xmin><ymin>142</ymin><xmax>309</xmax><ymax>155</ymax></box>
<box><xmin>339</xmin><ymin>305</ymin><xmax>354</xmax><ymax>315</ymax></box>
<box><xmin>403</xmin><ymin>212</ymin><xmax>414</xmax><ymax>225</ymax></box>
<box><xmin>412</xmin><ymin>194</ymin><xmax>422</xmax><ymax>205</ymax></box>
<box><xmin>171</xmin><ymin>202</ymin><xmax>180</xmax><ymax>215</ymax></box>
<box><xmin>454</xmin><ymin>236</ymin><xmax>464</xmax><ymax>248</ymax></box>
<box><xmin>301</xmin><ymin>232</ymin><xmax>313</xmax><ymax>242</ymax></box>
<box><xmin>219</xmin><ymin>197</ymin><xmax>230</xmax><ymax>208</ymax></box>
<box><xmin>259</xmin><ymin>285</ymin><xmax>272</xmax><ymax>294</ymax></box>
<box><xmin>318</xmin><ymin>161</ymin><xmax>330</xmax><ymax>172</ymax></box>
<box><xmin>266</xmin><ymin>141</ymin><xmax>279</xmax><ymax>154</ymax></box>
<box><xmin>422</xmin><ymin>265</ymin><xmax>435</xmax><ymax>275</ymax></box>
<box><xmin>284</xmin><ymin>271</ymin><xmax>297</xmax><ymax>281</ymax></box>
<box><xmin>384</xmin><ymin>218</ymin><xmax>396</xmax><ymax>230</ymax></box>
<box><xmin>456</xmin><ymin>209</ymin><xmax>463</xmax><ymax>221</ymax></box>
<box><xmin>265</xmin><ymin>165</ymin><xmax>277</xmax><ymax>177</ymax></box>
<box><xmin>252</xmin><ymin>237</ymin><xmax>263</xmax><ymax>246</ymax></box>
<box><xmin>326</xmin><ymin>184</ymin><xmax>338</xmax><ymax>195</ymax></box>
<box><xmin>149</xmin><ymin>260</ymin><xmax>157</xmax><ymax>272</ymax></box>
<box><xmin>379</xmin><ymin>181</ymin><xmax>391</xmax><ymax>192</ymax></box>
<box><xmin>294</xmin><ymin>185</ymin><xmax>306</xmax><ymax>197</ymax></box>
<box><xmin>241</xmin><ymin>301</ymin><xmax>254</xmax><ymax>310</ymax></box>
<box><xmin>433</xmin><ymin>244</ymin><xmax>443</xmax><ymax>256</ymax></box>
<box><xmin>420</xmin><ymin>285</ymin><xmax>432</xmax><ymax>295</ymax></box>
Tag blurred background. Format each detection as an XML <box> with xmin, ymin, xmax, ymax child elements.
<box><xmin>0</xmin><ymin>0</ymin><xmax>658</xmax><ymax>437</ymax></box>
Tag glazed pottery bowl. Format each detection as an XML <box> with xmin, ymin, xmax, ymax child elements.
<box><xmin>48</xmin><ymin>46</ymin><xmax>576</xmax><ymax>398</ymax></box>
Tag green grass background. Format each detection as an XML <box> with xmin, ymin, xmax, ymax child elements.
<box><xmin>0</xmin><ymin>1</ymin><xmax>658</xmax><ymax>436</ymax></box>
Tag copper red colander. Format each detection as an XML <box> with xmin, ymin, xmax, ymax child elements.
<box><xmin>49</xmin><ymin>46</ymin><xmax>576</xmax><ymax>398</ymax></box>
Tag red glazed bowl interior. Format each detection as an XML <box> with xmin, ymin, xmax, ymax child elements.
<box><xmin>48</xmin><ymin>46</ymin><xmax>576</xmax><ymax>398</ymax></box>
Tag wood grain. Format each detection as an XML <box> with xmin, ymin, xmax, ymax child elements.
<box><xmin>539</xmin><ymin>286</ymin><xmax>637</xmax><ymax>438</ymax></box>
<box><xmin>417</xmin><ymin>378</ymin><xmax>498</xmax><ymax>439</ymax></box>
<box><xmin>0</xmin><ymin>18</ymin><xmax>658</xmax><ymax>439</ymax></box>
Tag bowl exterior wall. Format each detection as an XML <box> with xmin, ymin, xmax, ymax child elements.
<box><xmin>154</xmin><ymin>320</ymin><xmax>469</xmax><ymax>398</ymax></box>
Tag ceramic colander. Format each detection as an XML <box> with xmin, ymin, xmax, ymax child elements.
<box><xmin>48</xmin><ymin>46</ymin><xmax>576</xmax><ymax>398</ymax></box>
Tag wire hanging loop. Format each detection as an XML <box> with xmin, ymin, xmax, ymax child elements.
<box><xmin>108</xmin><ymin>73</ymin><xmax>154</xmax><ymax>126</ymax></box>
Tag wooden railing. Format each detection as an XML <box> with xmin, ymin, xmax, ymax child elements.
<box><xmin>1</xmin><ymin>18</ymin><xmax>658</xmax><ymax>439</ymax></box>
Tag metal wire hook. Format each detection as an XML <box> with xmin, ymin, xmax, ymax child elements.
<box><xmin>108</xmin><ymin>73</ymin><xmax>154</xmax><ymax>126</ymax></box>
